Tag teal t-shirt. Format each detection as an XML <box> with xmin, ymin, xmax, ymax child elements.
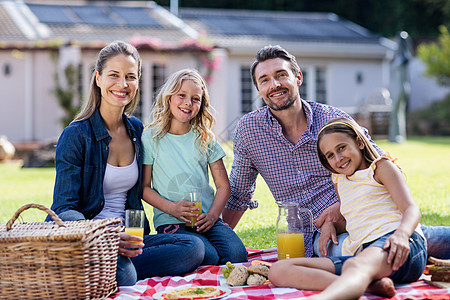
<box><xmin>142</xmin><ymin>128</ymin><xmax>226</xmax><ymax>228</ymax></box>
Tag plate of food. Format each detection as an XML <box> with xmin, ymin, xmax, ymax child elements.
<box><xmin>153</xmin><ymin>285</ymin><xmax>231</xmax><ymax>300</ymax></box>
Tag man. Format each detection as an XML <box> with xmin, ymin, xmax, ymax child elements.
<box><xmin>223</xmin><ymin>45</ymin><xmax>449</xmax><ymax>259</ymax></box>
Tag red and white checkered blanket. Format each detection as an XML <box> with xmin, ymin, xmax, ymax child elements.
<box><xmin>108</xmin><ymin>248</ymin><xmax>450</xmax><ymax>299</ymax></box>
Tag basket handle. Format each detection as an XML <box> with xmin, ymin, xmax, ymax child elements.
<box><xmin>6</xmin><ymin>203</ymin><xmax>66</xmax><ymax>231</ymax></box>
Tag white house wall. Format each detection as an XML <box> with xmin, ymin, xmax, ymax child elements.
<box><xmin>0</xmin><ymin>48</ymin><xmax>222</xmax><ymax>143</ymax></box>
<box><xmin>32</xmin><ymin>51</ymin><xmax>63</xmax><ymax>142</ymax></box>
<box><xmin>206</xmin><ymin>48</ymin><xmax>229</xmax><ymax>143</ymax></box>
<box><xmin>327</xmin><ymin>59</ymin><xmax>385</xmax><ymax>111</ymax></box>
<box><xmin>0</xmin><ymin>50</ymin><xmax>62</xmax><ymax>143</ymax></box>
<box><xmin>1</xmin><ymin>51</ymin><xmax>27</xmax><ymax>143</ymax></box>
<box><xmin>219</xmin><ymin>55</ymin><xmax>254</xmax><ymax>142</ymax></box>
<box><xmin>0</xmin><ymin>47</ymin><xmax>392</xmax><ymax>144</ymax></box>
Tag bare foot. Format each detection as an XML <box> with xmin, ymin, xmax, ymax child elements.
<box><xmin>367</xmin><ymin>277</ymin><xmax>396</xmax><ymax>298</ymax></box>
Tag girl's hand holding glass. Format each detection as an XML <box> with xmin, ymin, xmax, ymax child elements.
<box><xmin>169</xmin><ymin>199</ymin><xmax>200</xmax><ymax>223</ymax></box>
<box><xmin>184</xmin><ymin>192</ymin><xmax>202</xmax><ymax>231</ymax></box>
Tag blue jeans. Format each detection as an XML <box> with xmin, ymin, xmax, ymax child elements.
<box><xmin>327</xmin><ymin>231</ymin><xmax>427</xmax><ymax>283</ymax></box>
<box><xmin>313</xmin><ymin>224</ymin><xmax>450</xmax><ymax>259</ymax></box>
<box><xmin>56</xmin><ymin>210</ymin><xmax>205</xmax><ymax>286</ymax></box>
<box><xmin>157</xmin><ymin>219</ymin><xmax>248</xmax><ymax>265</ymax></box>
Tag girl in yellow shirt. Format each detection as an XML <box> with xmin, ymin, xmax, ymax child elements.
<box><xmin>268</xmin><ymin>117</ymin><xmax>427</xmax><ymax>299</ymax></box>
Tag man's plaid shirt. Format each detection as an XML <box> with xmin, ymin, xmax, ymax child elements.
<box><xmin>227</xmin><ymin>99</ymin><xmax>381</xmax><ymax>256</ymax></box>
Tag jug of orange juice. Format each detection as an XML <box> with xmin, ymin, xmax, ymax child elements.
<box><xmin>276</xmin><ymin>201</ymin><xmax>313</xmax><ymax>260</ymax></box>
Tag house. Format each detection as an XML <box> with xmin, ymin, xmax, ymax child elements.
<box><xmin>1</xmin><ymin>0</ymin><xmax>396</xmax><ymax>144</ymax></box>
<box><xmin>179</xmin><ymin>7</ymin><xmax>397</xmax><ymax>137</ymax></box>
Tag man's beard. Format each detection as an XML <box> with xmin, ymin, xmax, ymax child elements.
<box><xmin>263</xmin><ymin>90</ymin><xmax>297</xmax><ymax>111</ymax></box>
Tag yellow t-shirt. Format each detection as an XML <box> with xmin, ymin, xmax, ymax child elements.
<box><xmin>332</xmin><ymin>153</ymin><xmax>423</xmax><ymax>256</ymax></box>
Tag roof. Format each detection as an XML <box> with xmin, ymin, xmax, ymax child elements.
<box><xmin>180</xmin><ymin>8</ymin><xmax>379</xmax><ymax>42</ymax></box>
<box><xmin>0</xmin><ymin>4</ymin><xmax>28</xmax><ymax>41</ymax></box>
<box><xmin>0</xmin><ymin>1</ymin><xmax>200</xmax><ymax>50</ymax></box>
<box><xmin>0</xmin><ymin>1</ymin><xmax>395</xmax><ymax>56</ymax></box>
<box><xmin>179</xmin><ymin>8</ymin><xmax>396</xmax><ymax>57</ymax></box>
<box><xmin>26</xmin><ymin>3</ymin><xmax>163</xmax><ymax>27</ymax></box>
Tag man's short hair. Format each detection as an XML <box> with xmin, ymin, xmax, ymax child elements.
<box><xmin>250</xmin><ymin>45</ymin><xmax>301</xmax><ymax>90</ymax></box>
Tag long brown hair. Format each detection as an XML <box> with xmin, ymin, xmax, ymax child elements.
<box><xmin>317</xmin><ymin>117</ymin><xmax>380</xmax><ymax>174</ymax></box>
<box><xmin>73</xmin><ymin>41</ymin><xmax>142</xmax><ymax>122</ymax></box>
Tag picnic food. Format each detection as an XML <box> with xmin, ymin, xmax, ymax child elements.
<box><xmin>226</xmin><ymin>265</ymin><xmax>249</xmax><ymax>286</ymax></box>
<box><xmin>225</xmin><ymin>262</ymin><xmax>271</xmax><ymax>286</ymax></box>
<box><xmin>162</xmin><ymin>286</ymin><xmax>224</xmax><ymax>299</ymax></box>
<box><xmin>221</xmin><ymin>261</ymin><xmax>236</xmax><ymax>279</ymax></box>
<box><xmin>428</xmin><ymin>257</ymin><xmax>450</xmax><ymax>282</ymax></box>
<box><xmin>246</xmin><ymin>274</ymin><xmax>267</xmax><ymax>286</ymax></box>
<box><xmin>251</xmin><ymin>260</ymin><xmax>272</xmax><ymax>268</ymax></box>
<box><xmin>248</xmin><ymin>264</ymin><xmax>270</xmax><ymax>277</ymax></box>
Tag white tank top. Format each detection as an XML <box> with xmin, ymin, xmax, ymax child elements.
<box><xmin>94</xmin><ymin>156</ymin><xmax>138</xmax><ymax>221</ymax></box>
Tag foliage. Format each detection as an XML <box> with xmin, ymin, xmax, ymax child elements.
<box><xmin>407</xmin><ymin>93</ymin><xmax>450</xmax><ymax>135</ymax></box>
<box><xmin>53</xmin><ymin>63</ymin><xmax>82</xmax><ymax>127</ymax></box>
<box><xmin>417</xmin><ymin>26</ymin><xmax>450</xmax><ymax>86</ymax></box>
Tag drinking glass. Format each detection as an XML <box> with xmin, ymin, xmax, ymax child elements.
<box><xmin>185</xmin><ymin>191</ymin><xmax>202</xmax><ymax>231</ymax></box>
<box><xmin>125</xmin><ymin>209</ymin><xmax>144</xmax><ymax>242</ymax></box>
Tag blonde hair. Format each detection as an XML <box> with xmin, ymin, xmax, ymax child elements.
<box><xmin>147</xmin><ymin>69</ymin><xmax>215</xmax><ymax>154</ymax></box>
<box><xmin>317</xmin><ymin>117</ymin><xmax>380</xmax><ymax>174</ymax></box>
<box><xmin>73</xmin><ymin>41</ymin><xmax>142</xmax><ymax>122</ymax></box>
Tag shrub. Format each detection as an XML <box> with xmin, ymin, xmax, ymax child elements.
<box><xmin>407</xmin><ymin>93</ymin><xmax>450</xmax><ymax>135</ymax></box>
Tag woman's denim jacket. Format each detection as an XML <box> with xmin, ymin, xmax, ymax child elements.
<box><xmin>47</xmin><ymin>109</ymin><xmax>150</xmax><ymax>234</ymax></box>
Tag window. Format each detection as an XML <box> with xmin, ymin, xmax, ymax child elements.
<box><xmin>300</xmin><ymin>69</ymin><xmax>307</xmax><ymax>100</ymax></box>
<box><xmin>133</xmin><ymin>78</ymin><xmax>144</xmax><ymax>120</ymax></box>
<box><xmin>152</xmin><ymin>64</ymin><xmax>166</xmax><ymax>98</ymax></box>
<box><xmin>133</xmin><ymin>64</ymin><xmax>166</xmax><ymax>119</ymax></box>
<box><xmin>241</xmin><ymin>66</ymin><xmax>253</xmax><ymax>114</ymax></box>
<box><xmin>315</xmin><ymin>67</ymin><xmax>327</xmax><ymax>104</ymax></box>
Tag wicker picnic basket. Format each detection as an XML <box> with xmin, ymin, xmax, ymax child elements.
<box><xmin>0</xmin><ymin>203</ymin><xmax>123</xmax><ymax>299</ymax></box>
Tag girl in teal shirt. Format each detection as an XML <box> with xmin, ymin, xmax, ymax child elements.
<box><xmin>141</xmin><ymin>69</ymin><xmax>248</xmax><ymax>265</ymax></box>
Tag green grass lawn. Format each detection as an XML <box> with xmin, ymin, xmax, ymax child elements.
<box><xmin>1</xmin><ymin>137</ymin><xmax>449</xmax><ymax>250</ymax></box>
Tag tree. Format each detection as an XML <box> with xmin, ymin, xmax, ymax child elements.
<box><xmin>417</xmin><ymin>25</ymin><xmax>450</xmax><ymax>86</ymax></box>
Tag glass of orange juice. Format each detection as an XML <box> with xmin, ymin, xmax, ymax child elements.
<box><xmin>185</xmin><ymin>191</ymin><xmax>202</xmax><ymax>231</ymax></box>
<box><xmin>125</xmin><ymin>209</ymin><xmax>144</xmax><ymax>243</ymax></box>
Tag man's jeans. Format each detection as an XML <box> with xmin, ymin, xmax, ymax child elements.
<box><xmin>313</xmin><ymin>225</ymin><xmax>450</xmax><ymax>259</ymax></box>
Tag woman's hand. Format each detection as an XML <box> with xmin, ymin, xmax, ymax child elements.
<box><xmin>118</xmin><ymin>232</ymin><xmax>144</xmax><ymax>257</ymax></box>
<box><xmin>169</xmin><ymin>199</ymin><xmax>200</xmax><ymax>223</ymax></box>
<box><xmin>195</xmin><ymin>212</ymin><xmax>218</xmax><ymax>233</ymax></box>
<box><xmin>383</xmin><ymin>229</ymin><xmax>410</xmax><ymax>271</ymax></box>
<box><xmin>318</xmin><ymin>221</ymin><xmax>338</xmax><ymax>257</ymax></box>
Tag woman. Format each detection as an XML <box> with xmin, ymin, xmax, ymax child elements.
<box><xmin>47</xmin><ymin>41</ymin><xmax>204</xmax><ymax>286</ymax></box>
